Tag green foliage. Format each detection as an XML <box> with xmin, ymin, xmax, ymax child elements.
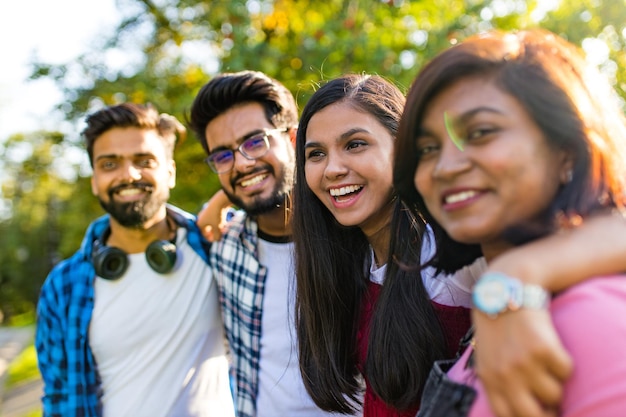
<box><xmin>19</xmin><ymin>410</ymin><xmax>42</xmax><ymax>417</ymax></box>
<box><xmin>0</xmin><ymin>132</ymin><xmax>89</xmax><ymax>317</ymax></box>
<box><xmin>541</xmin><ymin>0</ymin><xmax>626</xmax><ymax>99</ymax></box>
<box><xmin>3</xmin><ymin>0</ymin><xmax>626</xmax><ymax>314</ymax></box>
<box><xmin>6</xmin><ymin>311</ymin><xmax>36</xmax><ymax>327</ymax></box>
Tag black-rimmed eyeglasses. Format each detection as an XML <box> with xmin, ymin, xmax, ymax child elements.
<box><xmin>204</xmin><ymin>128</ymin><xmax>288</xmax><ymax>174</ymax></box>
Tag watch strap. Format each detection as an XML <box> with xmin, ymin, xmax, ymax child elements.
<box><xmin>475</xmin><ymin>272</ymin><xmax>550</xmax><ymax>317</ymax></box>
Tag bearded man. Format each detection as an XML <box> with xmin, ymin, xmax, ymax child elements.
<box><xmin>35</xmin><ymin>103</ymin><xmax>234</xmax><ymax>417</ymax></box>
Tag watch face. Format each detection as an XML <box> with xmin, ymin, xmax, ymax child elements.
<box><xmin>473</xmin><ymin>275</ymin><xmax>510</xmax><ymax>315</ymax></box>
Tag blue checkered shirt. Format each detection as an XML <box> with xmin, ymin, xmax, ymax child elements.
<box><xmin>35</xmin><ymin>205</ymin><xmax>212</xmax><ymax>417</ymax></box>
<box><xmin>209</xmin><ymin>211</ymin><xmax>265</xmax><ymax>417</ymax></box>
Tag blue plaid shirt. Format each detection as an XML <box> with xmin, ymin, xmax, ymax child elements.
<box><xmin>35</xmin><ymin>205</ymin><xmax>212</xmax><ymax>417</ymax></box>
<box><xmin>209</xmin><ymin>211</ymin><xmax>266</xmax><ymax>417</ymax></box>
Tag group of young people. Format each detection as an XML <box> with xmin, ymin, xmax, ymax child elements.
<box><xmin>36</xmin><ymin>27</ymin><xmax>626</xmax><ymax>417</ymax></box>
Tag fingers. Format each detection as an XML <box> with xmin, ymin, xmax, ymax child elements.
<box><xmin>545</xmin><ymin>342</ymin><xmax>574</xmax><ymax>383</ymax></box>
<box><xmin>476</xmin><ymin>346</ymin><xmax>563</xmax><ymax>417</ymax></box>
<box><xmin>202</xmin><ymin>225</ymin><xmax>216</xmax><ymax>242</ymax></box>
<box><xmin>482</xmin><ymin>376</ymin><xmax>558</xmax><ymax>417</ymax></box>
<box><xmin>527</xmin><ymin>363</ymin><xmax>565</xmax><ymax>408</ymax></box>
<box><xmin>472</xmin><ymin>309</ymin><xmax>572</xmax><ymax>417</ymax></box>
<box><xmin>530</xmin><ymin>344</ymin><xmax>571</xmax><ymax>408</ymax></box>
<box><xmin>213</xmin><ymin>222</ymin><xmax>225</xmax><ymax>240</ymax></box>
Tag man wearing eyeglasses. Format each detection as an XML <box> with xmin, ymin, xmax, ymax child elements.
<box><xmin>189</xmin><ymin>71</ymin><xmax>341</xmax><ymax>417</ymax></box>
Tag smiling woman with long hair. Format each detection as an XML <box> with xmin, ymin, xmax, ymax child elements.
<box><xmin>293</xmin><ymin>74</ymin><xmax>479</xmax><ymax>416</ymax></box>
<box><xmin>394</xmin><ymin>28</ymin><xmax>626</xmax><ymax>417</ymax></box>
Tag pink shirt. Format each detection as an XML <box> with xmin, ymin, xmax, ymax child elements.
<box><xmin>448</xmin><ymin>274</ymin><xmax>626</xmax><ymax>417</ymax></box>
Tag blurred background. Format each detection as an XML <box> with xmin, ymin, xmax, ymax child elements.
<box><xmin>2</xmin><ymin>0</ymin><xmax>626</xmax><ymax>321</ymax></box>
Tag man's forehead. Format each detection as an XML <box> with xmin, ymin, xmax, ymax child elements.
<box><xmin>205</xmin><ymin>103</ymin><xmax>273</xmax><ymax>147</ymax></box>
<box><xmin>92</xmin><ymin>128</ymin><xmax>167</xmax><ymax>159</ymax></box>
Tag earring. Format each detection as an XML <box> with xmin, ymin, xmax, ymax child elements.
<box><xmin>563</xmin><ymin>170</ymin><xmax>573</xmax><ymax>184</ymax></box>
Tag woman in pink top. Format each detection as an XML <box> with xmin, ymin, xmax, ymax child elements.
<box><xmin>394</xmin><ymin>28</ymin><xmax>626</xmax><ymax>416</ymax></box>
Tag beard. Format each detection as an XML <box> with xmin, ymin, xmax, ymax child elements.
<box><xmin>98</xmin><ymin>183</ymin><xmax>169</xmax><ymax>228</ymax></box>
<box><xmin>225</xmin><ymin>161</ymin><xmax>294</xmax><ymax>217</ymax></box>
<box><xmin>224</xmin><ymin>187</ymin><xmax>288</xmax><ymax>217</ymax></box>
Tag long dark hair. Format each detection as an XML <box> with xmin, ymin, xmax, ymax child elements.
<box><xmin>394</xmin><ymin>29</ymin><xmax>626</xmax><ymax>272</ymax></box>
<box><xmin>293</xmin><ymin>74</ymin><xmax>447</xmax><ymax>412</ymax></box>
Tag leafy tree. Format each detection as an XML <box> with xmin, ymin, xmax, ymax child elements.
<box><xmin>0</xmin><ymin>131</ymin><xmax>95</xmax><ymax>319</ymax></box>
<box><xmin>31</xmin><ymin>0</ymin><xmax>626</xmax><ymax>118</ymax></box>
<box><xmin>5</xmin><ymin>0</ymin><xmax>626</xmax><ymax>315</ymax></box>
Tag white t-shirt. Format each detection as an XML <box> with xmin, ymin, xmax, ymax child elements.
<box><xmin>90</xmin><ymin>228</ymin><xmax>234</xmax><ymax>417</ymax></box>
<box><xmin>255</xmin><ymin>238</ymin><xmax>342</xmax><ymax>417</ymax></box>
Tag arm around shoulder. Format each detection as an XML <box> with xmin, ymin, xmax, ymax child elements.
<box><xmin>197</xmin><ymin>189</ymin><xmax>236</xmax><ymax>242</ymax></box>
<box><xmin>488</xmin><ymin>212</ymin><xmax>626</xmax><ymax>292</ymax></box>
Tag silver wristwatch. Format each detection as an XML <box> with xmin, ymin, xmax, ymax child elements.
<box><xmin>472</xmin><ymin>272</ymin><xmax>551</xmax><ymax>318</ymax></box>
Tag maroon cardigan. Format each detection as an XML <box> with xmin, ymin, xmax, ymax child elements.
<box><xmin>357</xmin><ymin>281</ymin><xmax>471</xmax><ymax>417</ymax></box>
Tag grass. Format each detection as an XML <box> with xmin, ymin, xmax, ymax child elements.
<box><xmin>3</xmin><ymin>341</ymin><xmax>43</xmax><ymax>417</ymax></box>
<box><xmin>1</xmin><ymin>316</ymin><xmax>42</xmax><ymax>417</ymax></box>
<box><xmin>5</xmin><ymin>311</ymin><xmax>36</xmax><ymax>328</ymax></box>
<box><xmin>6</xmin><ymin>344</ymin><xmax>40</xmax><ymax>389</ymax></box>
<box><xmin>14</xmin><ymin>410</ymin><xmax>41</xmax><ymax>417</ymax></box>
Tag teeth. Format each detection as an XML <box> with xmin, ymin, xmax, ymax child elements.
<box><xmin>241</xmin><ymin>174</ymin><xmax>267</xmax><ymax>187</ymax></box>
<box><xmin>445</xmin><ymin>190</ymin><xmax>478</xmax><ymax>204</ymax></box>
<box><xmin>118</xmin><ymin>188</ymin><xmax>142</xmax><ymax>196</ymax></box>
<box><xmin>330</xmin><ymin>185</ymin><xmax>363</xmax><ymax>197</ymax></box>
